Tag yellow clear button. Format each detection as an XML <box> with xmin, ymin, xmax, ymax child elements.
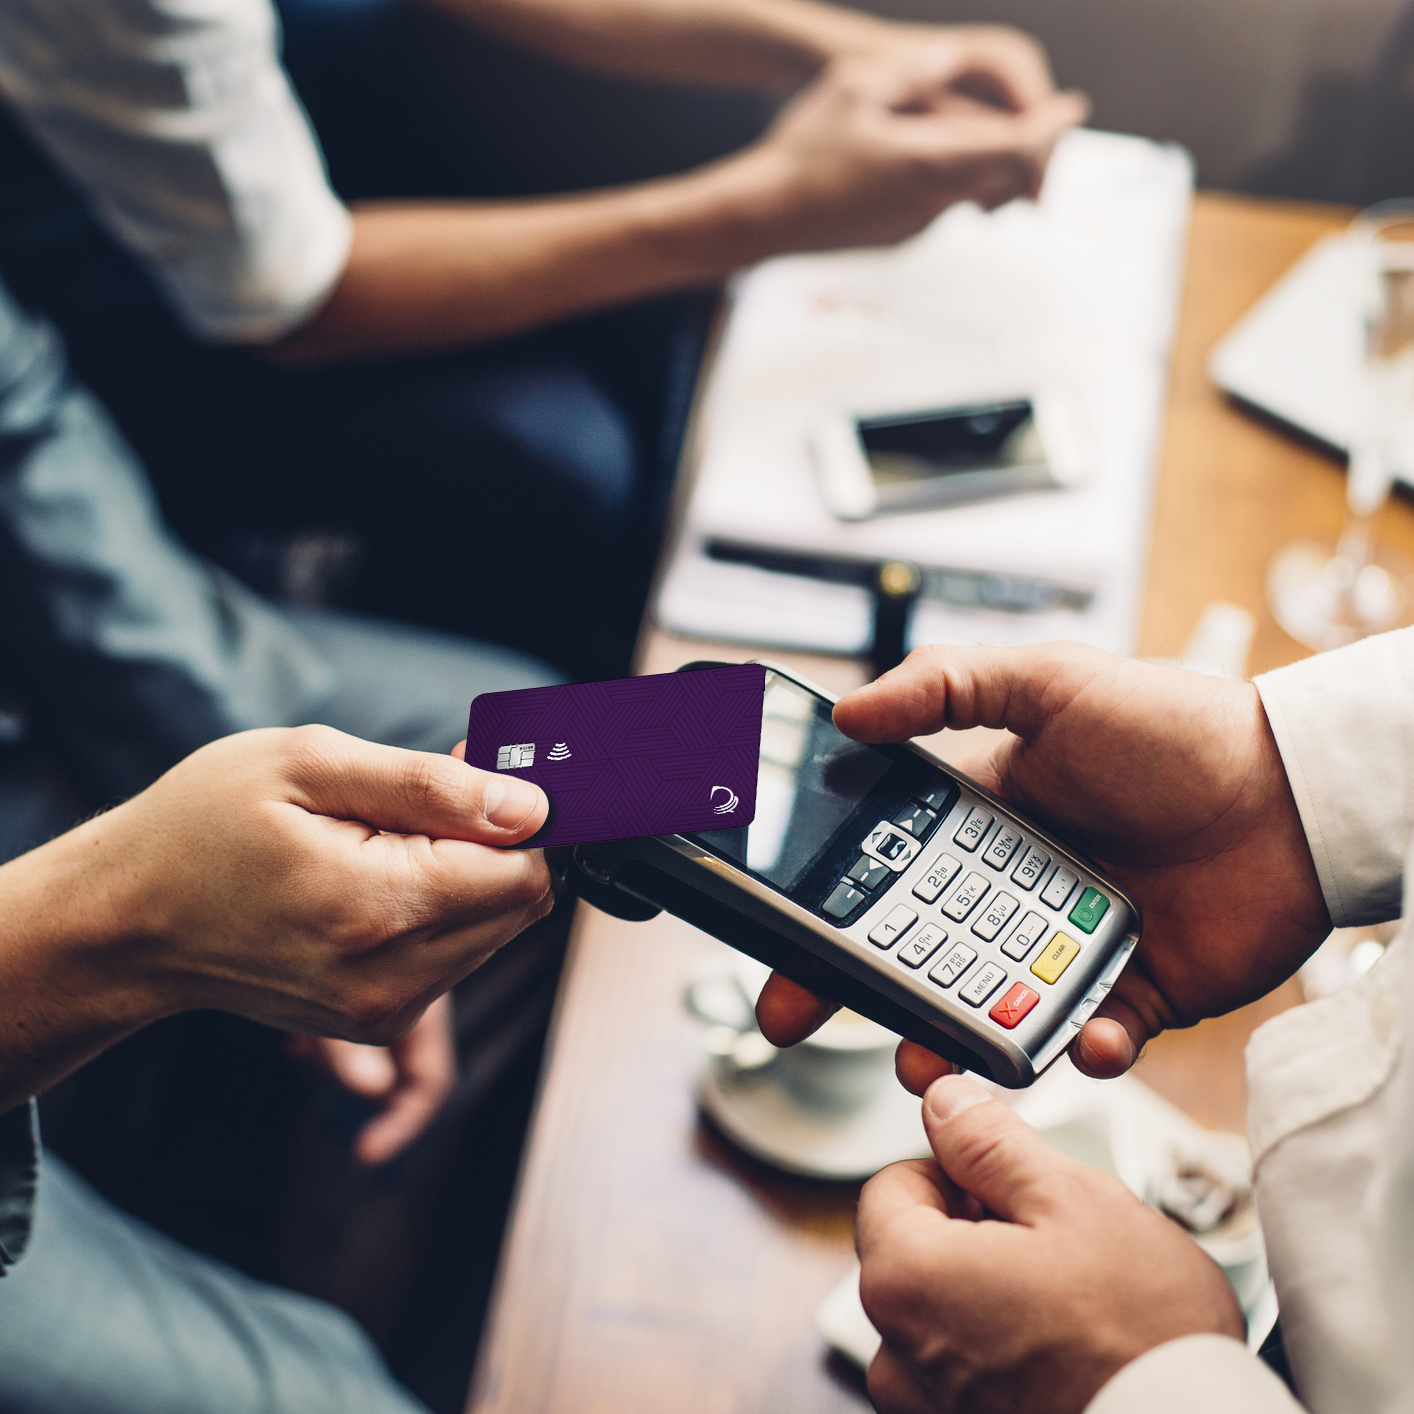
<box><xmin>1031</xmin><ymin>932</ymin><xmax>1080</xmax><ymax>985</ymax></box>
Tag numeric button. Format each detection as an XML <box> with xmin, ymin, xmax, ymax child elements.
<box><xmin>928</xmin><ymin>943</ymin><xmax>977</xmax><ymax>988</ymax></box>
<box><xmin>912</xmin><ymin>853</ymin><xmax>961</xmax><ymax>904</ymax></box>
<box><xmin>959</xmin><ymin>962</ymin><xmax>1007</xmax><ymax>1007</ymax></box>
<box><xmin>1041</xmin><ymin>865</ymin><xmax>1080</xmax><ymax>910</ymax></box>
<box><xmin>1001</xmin><ymin>911</ymin><xmax>1048</xmax><ymax>961</ymax></box>
<box><xmin>983</xmin><ymin>824</ymin><xmax>1023</xmax><ymax>870</ymax></box>
<box><xmin>972</xmin><ymin>891</ymin><xmax>1019</xmax><ymax>941</ymax></box>
<box><xmin>942</xmin><ymin>872</ymin><xmax>989</xmax><ymax>921</ymax></box>
<box><xmin>898</xmin><ymin>923</ymin><xmax>947</xmax><ymax>969</ymax></box>
<box><xmin>953</xmin><ymin>807</ymin><xmax>993</xmax><ymax>852</ymax></box>
<box><xmin>1011</xmin><ymin>845</ymin><xmax>1050</xmax><ymax>891</ymax></box>
<box><xmin>868</xmin><ymin>905</ymin><xmax>918</xmax><ymax>949</ymax></box>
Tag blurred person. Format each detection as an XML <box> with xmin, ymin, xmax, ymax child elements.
<box><xmin>758</xmin><ymin>633</ymin><xmax>1414</xmax><ymax>1412</ymax></box>
<box><xmin>0</xmin><ymin>718</ymin><xmax>554</xmax><ymax>1414</ymax></box>
<box><xmin>0</xmin><ymin>273</ymin><xmax>566</xmax><ymax>1409</ymax></box>
<box><xmin>0</xmin><ymin>0</ymin><xmax>1085</xmax><ymax>677</ymax></box>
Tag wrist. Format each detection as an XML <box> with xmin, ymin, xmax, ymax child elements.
<box><xmin>0</xmin><ymin>804</ymin><xmax>181</xmax><ymax>1108</ymax></box>
<box><xmin>771</xmin><ymin>2</ymin><xmax>893</xmax><ymax>71</ymax></box>
<box><xmin>621</xmin><ymin>147</ymin><xmax>803</xmax><ymax>284</ymax></box>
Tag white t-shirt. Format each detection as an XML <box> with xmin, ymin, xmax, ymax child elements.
<box><xmin>0</xmin><ymin>0</ymin><xmax>353</xmax><ymax>343</ymax></box>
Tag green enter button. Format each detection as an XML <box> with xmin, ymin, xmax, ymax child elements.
<box><xmin>1068</xmin><ymin>886</ymin><xmax>1110</xmax><ymax>934</ymax></box>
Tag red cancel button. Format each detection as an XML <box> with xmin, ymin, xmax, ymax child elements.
<box><xmin>989</xmin><ymin>982</ymin><xmax>1040</xmax><ymax>1029</ymax></box>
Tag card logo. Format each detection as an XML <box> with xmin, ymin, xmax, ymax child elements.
<box><xmin>547</xmin><ymin>742</ymin><xmax>571</xmax><ymax>761</ymax></box>
<box><xmin>497</xmin><ymin>742</ymin><xmax>536</xmax><ymax>770</ymax></box>
<box><xmin>710</xmin><ymin>785</ymin><xmax>739</xmax><ymax>815</ymax></box>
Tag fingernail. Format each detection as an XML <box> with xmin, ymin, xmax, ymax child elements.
<box><xmin>484</xmin><ymin>776</ymin><xmax>543</xmax><ymax>829</ymax></box>
<box><xmin>924</xmin><ymin>1074</ymin><xmax>991</xmax><ymax>1123</ymax></box>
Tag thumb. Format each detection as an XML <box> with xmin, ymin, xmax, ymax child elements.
<box><xmin>833</xmin><ymin>640</ymin><xmax>1117</xmax><ymax>744</ymax></box>
<box><xmin>275</xmin><ymin>726</ymin><xmax>548</xmax><ymax>844</ymax></box>
<box><xmin>921</xmin><ymin>1074</ymin><xmax>1066</xmax><ymax>1223</ymax></box>
<box><xmin>325</xmin><ymin>1038</ymin><xmax>399</xmax><ymax>1098</ymax></box>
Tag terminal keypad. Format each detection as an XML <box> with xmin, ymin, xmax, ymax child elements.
<box><xmin>972</xmin><ymin>891</ymin><xmax>1020</xmax><ymax>941</ymax></box>
<box><xmin>822</xmin><ymin>771</ymin><xmax>1120</xmax><ymax>1046</ymax></box>
<box><xmin>1011</xmin><ymin>845</ymin><xmax>1050</xmax><ymax>891</ymax></box>
<box><xmin>898</xmin><ymin>923</ymin><xmax>947</xmax><ymax>969</ymax></box>
<box><xmin>953</xmin><ymin>807</ymin><xmax>993</xmax><ymax>852</ymax></box>
<box><xmin>869</xmin><ymin>905</ymin><xmax>917</xmax><ymax>949</ymax></box>
<box><xmin>847</xmin><ymin>855</ymin><xmax>892</xmax><ymax>891</ymax></box>
<box><xmin>942</xmin><ymin>872</ymin><xmax>989</xmax><ymax>921</ymax></box>
<box><xmin>1041</xmin><ymin>865</ymin><xmax>1080</xmax><ymax>910</ymax></box>
<box><xmin>823</xmin><ymin>881</ymin><xmax>867</xmax><ymax>919</ymax></box>
<box><xmin>960</xmin><ymin>962</ymin><xmax>1007</xmax><ymax>1007</ymax></box>
<box><xmin>928</xmin><ymin>942</ymin><xmax>976</xmax><ymax>988</ymax></box>
<box><xmin>912</xmin><ymin>852</ymin><xmax>961</xmax><ymax>904</ymax></box>
<box><xmin>893</xmin><ymin>803</ymin><xmax>938</xmax><ymax>838</ymax></box>
<box><xmin>983</xmin><ymin>824</ymin><xmax>1023</xmax><ymax>870</ymax></box>
<box><xmin>1001</xmin><ymin>911</ymin><xmax>1048</xmax><ymax>961</ymax></box>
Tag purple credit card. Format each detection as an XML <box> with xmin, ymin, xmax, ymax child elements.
<box><xmin>465</xmin><ymin>664</ymin><xmax>765</xmax><ymax>848</ymax></box>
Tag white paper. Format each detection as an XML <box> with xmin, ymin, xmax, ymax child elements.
<box><xmin>656</xmin><ymin>129</ymin><xmax>1194</xmax><ymax>656</ymax></box>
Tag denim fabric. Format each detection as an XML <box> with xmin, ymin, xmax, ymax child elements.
<box><xmin>0</xmin><ymin>274</ymin><xmax>336</xmax><ymax>802</ymax></box>
<box><xmin>0</xmin><ymin>1153</ymin><xmax>428</xmax><ymax>1414</ymax></box>
<box><xmin>0</xmin><ymin>273</ymin><xmax>557</xmax><ymax>807</ymax></box>
<box><xmin>0</xmin><ymin>1101</ymin><xmax>38</xmax><ymax>1272</ymax></box>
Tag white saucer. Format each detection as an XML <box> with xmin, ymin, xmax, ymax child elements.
<box><xmin>697</xmin><ymin>1055</ymin><xmax>931</xmax><ymax>1181</ymax></box>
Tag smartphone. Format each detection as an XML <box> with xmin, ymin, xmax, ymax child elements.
<box><xmin>552</xmin><ymin>662</ymin><xmax>1140</xmax><ymax>1088</ymax></box>
<box><xmin>812</xmin><ymin>392</ymin><xmax>1086</xmax><ymax>521</ymax></box>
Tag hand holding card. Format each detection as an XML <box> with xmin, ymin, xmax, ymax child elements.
<box><xmin>465</xmin><ymin>665</ymin><xmax>765</xmax><ymax>848</ymax></box>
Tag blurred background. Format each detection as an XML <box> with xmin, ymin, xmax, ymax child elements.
<box><xmin>407</xmin><ymin>0</ymin><xmax>1412</xmax><ymax>202</ymax></box>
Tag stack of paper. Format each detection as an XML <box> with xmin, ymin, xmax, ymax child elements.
<box><xmin>655</xmin><ymin>128</ymin><xmax>1194</xmax><ymax>656</ymax></box>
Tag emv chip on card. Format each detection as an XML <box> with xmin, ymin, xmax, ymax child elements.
<box><xmin>465</xmin><ymin>664</ymin><xmax>765</xmax><ymax>848</ymax></box>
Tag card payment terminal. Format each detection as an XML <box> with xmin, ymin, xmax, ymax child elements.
<box><xmin>553</xmin><ymin>662</ymin><xmax>1141</xmax><ymax>1088</ymax></box>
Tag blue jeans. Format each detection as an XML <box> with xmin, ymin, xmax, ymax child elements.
<box><xmin>0</xmin><ymin>1154</ymin><xmax>427</xmax><ymax>1414</ymax></box>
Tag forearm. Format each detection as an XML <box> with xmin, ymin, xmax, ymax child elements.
<box><xmin>0</xmin><ymin>812</ymin><xmax>168</xmax><ymax>1115</ymax></box>
<box><xmin>415</xmin><ymin>0</ymin><xmax>884</xmax><ymax>89</ymax></box>
<box><xmin>267</xmin><ymin>156</ymin><xmax>784</xmax><ymax>367</ymax></box>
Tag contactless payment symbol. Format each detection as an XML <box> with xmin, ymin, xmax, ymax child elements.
<box><xmin>547</xmin><ymin>742</ymin><xmax>571</xmax><ymax>761</ymax></box>
<box><xmin>711</xmin><ymin>785</ymin><xmax>739</xmax><ymax>815</ymax></box>
<box><xmin>497</xmin><ymin>742</ymin><xmax>536</xmax><ymax>770</ymax></box>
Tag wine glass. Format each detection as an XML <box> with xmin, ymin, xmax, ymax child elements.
<box><xmin>1268</xmin><ymin>200</ymin><xmax>1414</xmax><ymax>651</ymax></box>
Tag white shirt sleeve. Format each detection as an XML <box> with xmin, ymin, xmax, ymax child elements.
<box><xmin>1254</xmin><ymin>627</ymin><xmax>1414</xmax><ymax>928</ymax></box>
<box><xmin>0</xmin><ymin>0</ymin><xmax>353</xmax><ymax>343</ymax></box>
<box><xmin>1084</xmin><ymin>1335</ymin><xmax>1304</xmax><ymax>1414</ymax></box>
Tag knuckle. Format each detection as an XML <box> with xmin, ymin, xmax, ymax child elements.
<box><xmin>859</xmin><ymin>1240</ymin><xmax>941</xmax><ymax>1345</ymax></box>
<box><xmin>276</xmin><ymin>722</ymin><xmax>343</xmax><ymax>779</ymax></box>
<box><xmin>858</xmin><ymin>1254</ymin><xmax>910</xmax><ymax>1335</ymax></box>
<box><xmin>403</xmin><ymin>751</ymin><xmax>460</xmax><ymax>819</ymax></box>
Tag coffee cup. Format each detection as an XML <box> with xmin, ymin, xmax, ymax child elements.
<box><xmin>771</xmin><ymin>1007</ymin><xmax>898</xmax><ymax>1114</ymax></box>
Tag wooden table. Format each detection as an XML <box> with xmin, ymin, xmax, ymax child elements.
<box><xmin>469</xmin><ymin>192</ymin><xmax>1414</xmax><ymax>1414</ymax></box>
